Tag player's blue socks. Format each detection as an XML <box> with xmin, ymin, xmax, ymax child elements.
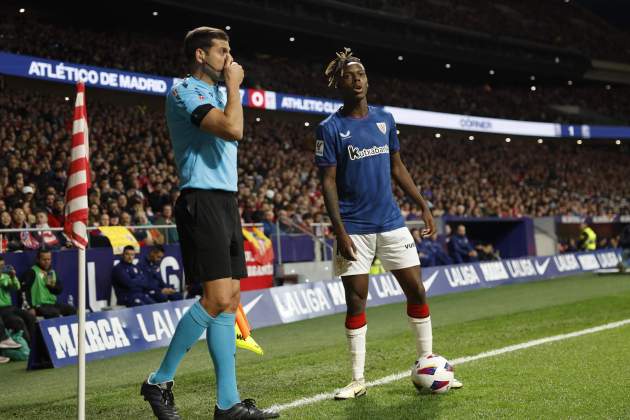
<box><xmin>207</xmin><ymin>312</ymin><xmax>240</xmax><ymax>410</ymax></box>
<box><xmin>149</xmin><ymin>300</ymin><xmax>211</xmax><ymax>384</ymax></box>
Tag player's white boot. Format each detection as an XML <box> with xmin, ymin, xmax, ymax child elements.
<box><xmin>451</xmin><ymin>378</ymin><xmax>463</xmax><ymax>389</ymax></box>
<box><xmin>334</xmin><ymin>380</ymin><xmax>367</xmax><ymax>400</ymax></box>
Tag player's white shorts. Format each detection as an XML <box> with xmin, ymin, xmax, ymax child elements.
<box><xmin>333</xmin><ymin>227</ymin><xmax>420</xmax><ymax>277</ymax></box>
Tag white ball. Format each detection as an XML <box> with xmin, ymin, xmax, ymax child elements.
<box><xmin>411</xmin><ymin>354</ymin><xmax>454</xmax><ymax>394</ymax></box>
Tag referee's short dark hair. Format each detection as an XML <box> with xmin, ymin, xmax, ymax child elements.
<box><xmin>123</xmin><ymin>245</ymin><xmax>135</xmax><ymax>253</ymax></box>
<box><xmin>184</xmin><ymin>27</ymin><xmax>229</xmax><ymax>66</ymax></box>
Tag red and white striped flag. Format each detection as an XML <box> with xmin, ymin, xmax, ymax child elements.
<box><xmin>64</xmin><ymin>82</ymin><xmax>91</xmax><ymax>249</ymax></box>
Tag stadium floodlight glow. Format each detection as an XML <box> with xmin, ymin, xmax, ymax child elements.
<box><xmin>555</xmin><ymin>56</ymin><xmax>560</xmax><ymax>63</ymax></box>
<box><xmin>615</xmin><ymin>140</ymin><xmax>621</xmax><ymax>145</ymax></box>
<box><xmin>304</xmin><ymin>122</ymin><xmax>310</xmax><ymax>127</ymax></box>
<box><xmin>434</xmin><ymin>133</ymin><xmax>441</xmax><ymax>138</ymax></box>
<box><xmin>397</xmin><ymin>55</ymin><xmax>404</xmax><ymax>61</ymax></box>
<box><xmin>152</xmin><ymin>11</ymin><xmax>158</xmax><ymax>16</ymax></box>
<box><xmin>289</xmin><ymin>36</ymin><xmax>295</xmax><ymax>42</ymax></box>
<box><xmin>577</xmin><ymin>139</ymin><xmax>583</xmax><ymax>145</ymax></box>
<box><xmin>505</xmin><ymin>137</ymin><xmax>511</xmax><ymax>143</ymax></box>
<box><xmin>605</xmin><ymin>84</ymin><xmax>611</xmax><ymax>90</ymax></box>
<box><xmin>255</xmin><ymin>117</ymin><xmax>261</xmax><ymax>122</ymax></box>
<box><xmin>225</xmin><ymin>25</ymin><xmax>231</xmax><ymax>31</ymax></box>
<box><xmin>468</xmin><ymin>135</ymin><xmax>475</xmax><ymax>141</ymax></box>
<box><xmin>567</xmin><ymin>80</ymin><xmax>573</xmax><ymax>86</ymax></box>
<box><xmin>530</xmin><ymin>75</ymin><xmax>536</xmax><ymax>81</ymax></box>
<box><xmin>396</xmin><ymin>130</ymin><xmax>400</xmax><ymax>135</ymax></box>
<box><xmin>445</xmin><ymin>63</ymin><xmax>451</xmax><ymax>69</ymax></box>
<box><xmin>537</xmin><ymin>138</ymin><xmax>543</xmax><ymax>144</ymax></box>
<box><xmin>64</xmin><ymin>96</ymin><xmax>70</xmax><ymax>101</ymax></box>
<box><xmin>530</xmin><ymin>86</ymin><xmax>536</xmax><ymax>92</ymax></box>
<box><xmin>19</xmin><ymin>8</ymin><xmax>25</xmax><ymax>13</ymax></box>
<box><xmin>489</xmin><ymin>69</ymin><xmax>495</xmax><ymax>75</ymax></box>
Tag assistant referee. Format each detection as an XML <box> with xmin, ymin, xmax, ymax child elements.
<box><xmin>140</xmin><ymin>27</ymin><xmax>279</xmax><ymax>420</ymax></box>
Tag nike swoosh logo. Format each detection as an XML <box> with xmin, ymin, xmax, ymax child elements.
<box><xmin>422</xmin><ymin>271</ymin><xmax>439</xmax><ymax>292</ymax></box>
<box><xmin>340</xmin><ymin>131</ymin><xmax>351</xmax><ymax>139</ymax></box>
<box><xmin>534</xmin><ymin>258</ymin><xmax>551</xmax><ymax>275</ymax></box>
<box><xmin>243</xmin><ymin>294</ymin><xmax>264</xmax><ymax>314</ymax></box>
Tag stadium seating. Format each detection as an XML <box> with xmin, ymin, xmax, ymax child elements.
<box><xmin>1</xmin><ymin>90</ymin><xmax>628</xmax><ymax>243</ymax></box>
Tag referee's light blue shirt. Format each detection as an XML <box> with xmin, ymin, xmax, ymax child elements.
<box><xmin>166</xmin><ymin>76</ymin><xmax>238</xmax><ymax>191</ymax></box>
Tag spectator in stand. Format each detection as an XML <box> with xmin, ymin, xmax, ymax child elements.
<box><xmin>1</xmin><ymin>211</ymin><xmax>11</xmax><ymax>230</ymax></box>
<box><xmin>261</xmin><ymin>210</ymin><xmax>275</xmax><ymax>238</ymax></box>
<box><xmin>47</xmin><ymin>198</ymin><xmax>65</xmax><ymax>228</ymax></box>
<box><xmin>414</xmin><ymin>228</ymin><xmax>436</xmax><ymax>267</ymax></box>
<box><xmin>7</xmin><ymin>208</ymin><xmax>38</xmax><ymax>251</ymax></box>
<box><xmin>134</xmin><ymin>212</ymin><xmax>162</xmax><ymax>246</ymax></box>
<box><xmin>0</xmin><ymin>256</ymin><xmax>36</xmax><ymax>345</ymax></box>
<box><xmin>137</xmin><ymin>245</ymin><xmax>182</xmax><ymax>303</ymax></box>
<box><xmin>152</xmin><ymin>204</ymin><xmax>178</xmax><ymax>244</ymax></box>
<box><xmin>99</xmin><ymin>213</ymin><xmax>111</xmax><ymax>227</ymax></box>
<box><xmin>33</xmin><ymin>209</ymin><xmax>61</xmax><ymax>249</ymax></box>
<box><xmin>88</xmin><ymin>203</ymin><xmax>101</xmax><ymax>227</ymax></box>
<box><xmin>23</xmin><ymin>249</ymin><xmax>76</xmax><ymax>318</ymax></box>
<box><xmin>448</xmin><ymin>225</ymin><xmax>479</xmax><ymax>263</ymax></box>
<box><xmin>111</xmin><ymin>245</ymin><xmax>155</xmax><ymax>307</ymax></box>
<box><xmin>427</xmin><ymin>232</ymin><xmax>453</xmax><ymax>266</ymax></box>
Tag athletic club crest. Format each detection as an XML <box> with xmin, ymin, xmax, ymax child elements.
<box><xmin>376</xmin><ymin>122</ymin><xmax>387</xmax><ymax>134</ymax></box>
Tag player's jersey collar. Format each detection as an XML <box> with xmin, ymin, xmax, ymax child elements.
<box><xmin>337</xmin><ymin>105</ymin><xmax>372</xmax><ymax>121</ymax></box>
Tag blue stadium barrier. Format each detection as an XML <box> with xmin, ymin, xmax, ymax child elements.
<box><xmin>29</xmin><ymin>249</ymin><xmax>622</xmax><ymax>368</ymax></box>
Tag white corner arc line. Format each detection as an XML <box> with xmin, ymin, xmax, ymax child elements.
<box><xmin>269</xmin><ymin>318</ymin><xmax>630</xmax><ymax>412</ymax></box>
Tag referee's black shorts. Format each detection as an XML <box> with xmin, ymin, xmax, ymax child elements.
<box><xmin>174</xmin><ymin>188</ymin><xmax>248</xmax><ymax>282</ymax></box>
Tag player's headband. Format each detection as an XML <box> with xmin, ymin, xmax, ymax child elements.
<box><xmin>324</xmin><ymin>47</ymin><xmax>364</xmax><ymax>87</ymax></box>
<box><xmin>342</xmin><ymin>61</ymin><xmax>365</xmax><ymax>73</ymax></box>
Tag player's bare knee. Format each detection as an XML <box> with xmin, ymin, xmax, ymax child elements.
<box><xmin>404</xmin><ymin>284</ymin><xmax>426</xmax><ymax>302</ymax></box>
<box><xmin>346</xmin><ymin>294</ymin><xmax>367</xmax><ymax>315</ymax></box>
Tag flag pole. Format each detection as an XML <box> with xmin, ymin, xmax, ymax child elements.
<box><xmin>77</xmin><ymin>247</ymin><xmax>86</xmax><ymax>420</ymax></box>
<box><xmin>65</xmin><ymin>81</ymin><xmax>90</xmax><ymax>420</ymax></box>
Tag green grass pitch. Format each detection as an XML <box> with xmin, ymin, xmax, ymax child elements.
<box><xmin>2</xmin><ymin>272</ymin><xmax>630</xmax><ymax>419</ymax></box>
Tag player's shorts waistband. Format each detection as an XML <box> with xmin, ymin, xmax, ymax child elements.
<box><xmin>180</xmin><ymin>188</ymin><xmax>236</xmax><ymax>197</ymax></box>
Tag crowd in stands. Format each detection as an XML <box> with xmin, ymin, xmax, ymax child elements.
<box><xmin>3</xmin><ymin>8</ymin><xmax>630</xmax><ymax>123</ymax></box>
<box><xmin>343</xmin><ymin>0</ymin><xmax>630</xmax><ymax>63</ymax></box>
<box><xmin>1</xmin><ymin>88</ymin><xmax>629</xmax><ymax>254</ymax></box>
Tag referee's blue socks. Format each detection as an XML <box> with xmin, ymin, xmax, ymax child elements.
<box><xmin>148</xmin><ymin>301</ymin><xmax>240</xmax><ymax>410</ymax></box>
<box><xmin>149</xmin><ymin>300</ymin><xmax>210</xmax><ymax>384</ymax></box>
<box><xmin>206</xmin><ymin>312</ymin><xmax>240</xmax><ymax>410</ymax></box>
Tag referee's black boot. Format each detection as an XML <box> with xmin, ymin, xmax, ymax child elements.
<box><xmin>214</xmin><ymin>399</ymin><xmax>279</xmax><ymax>419</ymax></box>
<box><xmin>141</xmin><ymin>379</ymin><xmax>182</xmax><ymax>420</ymax></box>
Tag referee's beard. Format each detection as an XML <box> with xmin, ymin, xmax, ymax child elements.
<box><xmin>202</xmin><ymin>63</ymin><xmax>224</xmax><ymax>83</ymax></box>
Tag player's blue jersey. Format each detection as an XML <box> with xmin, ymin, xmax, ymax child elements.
<box><xmin>314</xmin><ymin>106</ymin><xmax>405</xmax><ymax>234</ymax></box>
<box><xmin>165</xmin><ymin>76</ymin><xmax>238</xmax><ymax>191</ymax></box>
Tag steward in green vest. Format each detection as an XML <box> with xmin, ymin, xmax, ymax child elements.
<box><xmin>0</xmin><ymin>256</ymin><xmax>37</xmax><ymax>345</ymax></box>
<box><xmin>22</xmin><ymin>249</ymin><xmax>76</xmax><ymax>319</ymax></box>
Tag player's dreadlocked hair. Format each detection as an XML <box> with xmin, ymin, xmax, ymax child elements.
<box><xmin>324</xmin><ymin>47</ymin><xmax>363</xmax><ymax>88</ymax></box>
